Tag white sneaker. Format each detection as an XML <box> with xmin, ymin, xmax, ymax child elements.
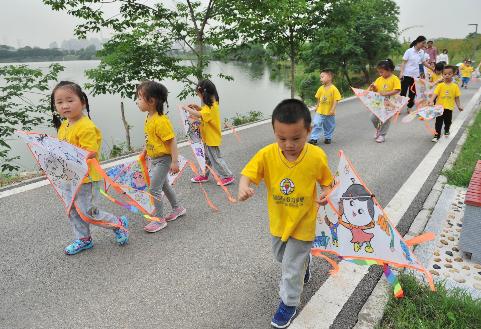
<box><xmin>375</xmin><ymin>135</ymin><xmax>385</xmax><ymax>143</ymax></box>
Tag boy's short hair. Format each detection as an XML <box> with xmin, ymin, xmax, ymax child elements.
<box><xmin>272</xmin><ymin>99</ymin><xmax>311</xmax><ymax>129</ymax></box>
<box><xmin>321</xmin><ymin>69</ymin><xmax>334</xmax><ymax>77</ymax></box>
<box><xmin>443</xmin><ymin>65</ymin><xmax>456</xmax><ymax>74</ymax></box>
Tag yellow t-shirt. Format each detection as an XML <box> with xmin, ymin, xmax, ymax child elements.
<box><xmin>144</xmin><ymin>113</ymin><xmax>175</xmax><ymax>158</ymax></box>
<box><xmin>241</xmin><ymin>143</ymin><xmax>333</xmax><ymax>242</ymax></box>
<box><xmin>434</xmin><ymin>82</ymin><xmax>461</xmax><ymax>111</ymax></box>
<box><xmin>57</xmin><ymin>115</ymin><xmax>102</xmax><ymax>183</ymax></box>
<box><xmin>373</xmin><ymin>75</ymin><xmax>401</xmax><ymax>92</ymax></box>
<box><xmin>460</xmin><ymin>64</ymin><xmax>474</xmax><ymax>78</ymax></box>
<box><xmin>315</xmin><ymin>85</ymin><xmax>342</xmax><ymax>115</ymax></box>
<box><xmin>430</xmin><ymin>72</ymin><xmax>443</xmax><ymax>84</ymax></box>
<box><xmin>200</xmin><ymin>101</ymin><xmax>222</xmax><ymax>146</ymax></box>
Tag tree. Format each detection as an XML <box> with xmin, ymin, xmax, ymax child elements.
<box><xmin>224</xmin><ymin>0</ymin><xmax>330</xmax><ymax>98</ymax></box>
<box><xmin>0</xmin><ymin>63</ymin><xmax>64</xmax><ymax>172</ymax></box>
<box><xmin>43</xmin><ymin>0</ymin><xmax>236</xmax><ymax>98</ymax></box>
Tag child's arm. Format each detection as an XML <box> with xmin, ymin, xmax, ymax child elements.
<box><xmin>399</xmin><ymin>60</ymin><xmax>407</xmax><ymax>79</ymax></box>
<box><xmin>455</xmin><ymin>97</ymin><xmax>463</xmax><ymax>111</ymax></box>
<box><xmin>165</xmin><ymin>137</ymin><xmax>180</xmax><ymax>173</ymax></box>
<box><xmin>182</xmin><ymin>105</ymin><xmax>202</xmax><ymax>118</ymax></box>
<box><xmin>379</xmin><ymin>89</ymin><xmax>400</xmax><ymax>97</ymax></box>
<box><xmin>328</xmin><ymin>100</ymin><xmax>338</xmax><ymax>115</ymax></box>
<box><xmin>368</xmin><ymin>84</ymin><xmax>377</xmax><ymax>92</ymax></box>
<box><xmin>86</xmin><ymin>152</ymin><xmax>97</xmax><ymax>159</ymax></box>
<box><xmin>316</xmin><ymin>184</ymin><xmax>332</xmax><ymax>206</ymax></box>
<box><xmin>238</xmin><ymin>175</ymin><xmax>255</xmax><ymax>201</ymax></box>
<box><xmin>428</xmin><ymin>93</ymin><xmax>436</xmax><ymax>106</ymax></box>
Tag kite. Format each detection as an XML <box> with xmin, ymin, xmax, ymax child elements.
<box><xmin>179</xmin><ymin>105</ymin><xmax>207</xmax><ymax>176</ymax></box>
<box><xmin>17</xmin><ymin>130</ymin><xmax>189</xmax><ymax>223</ymax></box>
<box><xmin>312</xmin><ymin>150</ymin><xmax>435</xmax><ymax>297</ymax></box>
<box><xmin>413</xmin><ymin>78</ymin><xmax>434</xmax><ymax>109</ymax></box>
<box><xmin>352</xmin><ymin>88</ymin><xmax>409</xmax><ymax>123</ymax></box>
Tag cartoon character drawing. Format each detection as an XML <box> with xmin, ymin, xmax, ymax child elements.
<box><xmin>313</xmin><ymin>231</ymin><xmax>330</xmax><ymax>248</ymax></box>
<box><xmin>131</xmin><ymin>171</ymin><xmax>147</xmax><ymax>191</ymax></box>
<box><xmin>399</xmin><ymin>240</ymin><xmax>413</xmax><ymax>263</ymax></box>
<box><xmin>338</xmin><ymin>183</ymin><xmax>375</xmax><ymax>253</ymax></box>
<box><xmin>324</xmin><ymin>215</ymin><xmax>339</xmax><ymax>247</ymax></box>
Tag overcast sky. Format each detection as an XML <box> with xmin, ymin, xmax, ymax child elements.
<box><xmin>1</xmin><ymin>0</ymin><xmax>480</xmax><ymax>48</ymax></box>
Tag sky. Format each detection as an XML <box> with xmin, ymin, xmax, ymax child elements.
<box><xmin>1</xmin><ymin>0</ymin><xmax>480</xmax><ymax>48</ymax></box>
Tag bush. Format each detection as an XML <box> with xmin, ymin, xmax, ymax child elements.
<box><xmin>230</xmin><ymin>111</ymin><xmax>264</xmax><ymax>126</ymax></box>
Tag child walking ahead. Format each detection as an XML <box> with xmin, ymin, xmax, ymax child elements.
<box><xmin>137</xmin><ymin>81</ymin><xmax>186</xmax><ymax>233</ymax></box>
<box><xmin>238</xmin><ymin>99</ymin><xmax>333</xmax><ymax>328</ymax></box>
<box><xmin>183</xmin><ymin>79</ymin><xmax>235</xmax><ymax>186</ymax></box>
<box><xmin>368</xmin><ymin>59</ymin><xmax>401</xmax><ymax>143</ymax></box>
<box><xmin>52</xmin><ymin>81</ymin><xmax>129</xmax><ymax>255</ymax></box>
<box><xmin>429</xmin><ymin>66</ymin><xmax>463</xmax><ymax>142</ymax></box>
<box><xmin>308</xmin><ymin>69</ymin><xmax>341</xmax><ymax>145</ymax></box>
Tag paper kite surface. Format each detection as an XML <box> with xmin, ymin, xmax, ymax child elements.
<box><xmin>179</xmin><ymin>106</ymin><xmax>206</xmax><ymax>174</ymax></box>
<box><xmin>352</xmin><ymin>88</ymin><xmax>409</xmax><ymax>123</ymax></box>
<box><xmin>414</xmin><ymin>78</ymin><xmax>434</xmax><ymax>109</ymax></box>
<box><xmin>313</xmin><ymin>150</ymin><xmax>426</xmax><ymax>272</ymax></box>
<box><xmin>16</xmin><ymin>130</ymin><xmax>90</xmax><ymax>213</ymax></box>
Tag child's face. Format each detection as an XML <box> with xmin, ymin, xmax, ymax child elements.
<box><xmin>136</xmin><ymin>91</ymin><xmax>155</xmax><ymax>113</ymax></box>
<box><xmin>320</xmin><ymin>72</ymin><xmax>332</xmax><ymax>85</ymax></box>
<box><xmin>377</xmin><ymin>68</ymin><xmax>391</xmax><ymax>79</ymax></box>
<box><xmin>273</xmin><ymin>119</ymin><xmax>310</xmax><ymax>159</ymax></box>
<box><xmin>443</xmin><ymin>68</ymin><xmax>454</xmax><ymax>81</ymax></box>
<box><xmin>54</xmin><ymin>87</ymin><xmax>85</xmax><ymax>122</ymax></box>
<box><xmin>342</xmin><ymin>198</ymin><xmax>372</xmax><ymax>226</ymax></box>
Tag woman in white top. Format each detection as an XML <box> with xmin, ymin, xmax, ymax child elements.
<box><xmin>399</xmin><ymin>35</ymin><xmax>433</xmax><ymax>112</ymax></box>
<box><xmin>437</xmin><ymin>49</ymin><xmax>449</xmax><ymax>64</ymax></box>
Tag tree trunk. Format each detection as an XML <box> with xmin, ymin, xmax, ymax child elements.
<box><xmin>362</xmin><ymin>66</ymin><xmax>370</xmax><ymax>85</ymax></box>
<box><xmin>342</xmin><ymin>63</ymin><xmax>352</xmax><ymax>86</ymax></box>
<box><xmin>120</xmin><ymin>101</ymin><xmax>132</xmax><ymax>151</ymax></box>
<box><xmin>289</xmin><ymin>28</ymin><xmax>296</xmax><ymax>98</ymax></box>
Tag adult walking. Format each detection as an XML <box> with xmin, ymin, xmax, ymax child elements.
<box><xmin>425</xmin><ymin>40</ymin><xmax>437</xmax><ymax>65</ymax></box>
<box><xmin>437</xmin><ymin>49</ymin><xmax>449</xmax><ymax>64</ymax></box>
<box><xmin>399</xmin><ymin>36</ymin><xmax>432</xmax><ymax>112</ymax></box>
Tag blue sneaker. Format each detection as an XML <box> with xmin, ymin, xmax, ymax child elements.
<box><xmin>64</xmin><ymin>238</ymin><xmax>93</xmax><ymax>255</ymax></box>
<box><xmin>114</xmin><ymin>216</ymin><xmax>129</xmax><ymax>245</ymax></box>
<box><xmin>271</xmin><ymin>301</ymin><xmax>297</xmax><ymax>328</ymax></box>
<box><xmin>304</xmin><ymin>253</ymin><xmax>312</xmax><ymax>285</ymax></box>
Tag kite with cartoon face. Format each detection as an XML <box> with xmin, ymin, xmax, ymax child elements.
<box><xmin>338</xmin><ymin>183</ymin><xmax>376</xmax><ymax>253</ymax></box>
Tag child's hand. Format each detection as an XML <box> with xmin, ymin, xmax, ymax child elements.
<box><xmin>328</xmin><ymin>110</ymin><xmax>335</xmax><ymax>116</ymax></box>
<box><xmin>140</xmin><ymin>149</ymin><xmax>147</xmax><ymax>159</ymax></box>
<box><xmin>316</xmin><ymin>186</ymin><xmax>331</xmax><ymax>206</ymax></box>
<box><xmin>369</xmin><ymin>84</ymin><xmax>376</xmax><ymax>92</ymax></box>
<box><xmin>87</xmin><ymin>152</ymin><xmax>97</xmax><ymax>159</ymax></box>
<box><xmin>189</xmin><ymin>104</ymin><xmax>201</xmax><ymax>111</ymax></box>
<box><xmin>428</xmin><ymin>100</ymin><xmax>434</xmax><ymax>106</ymax></box>
<box><xmin>238</xmin><ymin>185</ymin><xmax>255</xmax><ymax>201</ymax></box>
<box><xmin>170</xmin><ymin>162</ymin><xmax>180</xmax><ymax>174</ymax></box>
<box><xmin>379</xmin><ymin>91</ymin><xmax>387</xmax><ymax>96</ymax></box>
<box><xmin>459</xmin><ymin>107</ymin><xmax>464</xmax><ymax>112</ymax></box>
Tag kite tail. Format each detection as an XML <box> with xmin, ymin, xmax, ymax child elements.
<box><xmin>383</xmin><ymin>264</ymin><xmax>404</xmax><ymax>298</ymax></box>
<box><xmin>189</xmin><ymin>161</ymin><xmax>219</xmax><ymax>211</ymax></box>
<box><xmin>224</xmin><ymin>121</ymin><xmax>241</xmax><ymax>144</ymax></box>
<box><xmin>138</xmin><ymin>153</ymin><xmax>151</xmax><ymax>186</ymax></box>
<box><xmin>311</xmin><ymin>249</ymin><xmax>340</xmax><ymax>275</ymax></box>
<box><xmin>73</xmin><ymin>201</ymin><xmax>123</xmax><ymax>230</ymax></box>
<box><xmin>206</xmin><ymin>164</ymin><xmax>237</xmax><ymax>203</ymax></box>
<box><xmin>424</xmin><ymin>121</ymin><xmax>437</xmax><ymax>135</ymax></box>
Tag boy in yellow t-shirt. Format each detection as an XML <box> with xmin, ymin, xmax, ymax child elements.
<box><xmin>238</xmin><ymin>99</ymin><xmax>333</xmax><ymax>328</ymax></box>
<box><xmin>460</xmin><ymin>59</ymin><xmax>474</xmax><ymax>89</ymax></box>
<box><xmin>308</xmin><ymin>69</ymin><xmax>342</xmax><ymax>145</ymax></box>
<box><xmin>428</xmin><ymin>66</ymin><xmax>463</xmax><ymax>142</ymax></box>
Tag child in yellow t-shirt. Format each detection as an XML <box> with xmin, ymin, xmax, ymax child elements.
<box><xmin>430</xmin><ymin>62</ymin><xmax>445</xmax><ymax>86</ymax></box>
<box><xmin>238</xmin><ymin>99</ymin><xmax>333</xmax><ymax>328</ymax></box>
<box><xmin>460</xmin><ymin>59</ymin><xmax>474</xmax><ymax>89</ymax></box>
<box><xmin>308</xmin><ymin>69</ymin><xmax>342</xmax><ymax>145</ymax></box>
<box><xmin>183</xmin><ymin>79</ymin><xmax>235</xmax><ymax>186</ymax></box>
<box><xmin>428</xmin><ymin>66</ymin><xmax>463</xmax><ymax>142</ymax></box>
<box><xmin>137</xmin><ymin>81</ymin><xmax>186</xmax><ymax>233</ymax></box>
<box><xmin>52</xmin><ymin>81</ymin><xmax>129</xmax><ymax>255</ymax></box>
<box><xmin>368</xmin><ymin>59</ymin><xmax>401</xmax><ymax>143</ymax></box>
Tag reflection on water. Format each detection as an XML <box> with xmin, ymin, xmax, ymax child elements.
<box><xmin>4</xmin><ymin>60</ymin><xmax>291</xmax><ymax>171</ymax></box>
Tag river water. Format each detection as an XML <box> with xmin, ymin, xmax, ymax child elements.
<box><xmin>4</xmin><ymin>60</ymin><xmax>291</xmax><ymax>171</ymax></box>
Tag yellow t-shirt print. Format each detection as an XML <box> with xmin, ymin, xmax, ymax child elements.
<box><xmin>315</xmin><ymin>85</ymin><xmax>342</xmax><ymax>115</ymax></box>
<box><xmin>434</xmin><ymin>82</ymin><xmax>461</xmax><ymax>110</ymax></box>
<box><xmin>241</xmin><ymin>143</ymin><xmax>333</xmax><ymax>242</ymax></box>
<box><xmin>144</xmin><ymin>112</ymin><xmax>175</xmax><ymax>158</ymax></box>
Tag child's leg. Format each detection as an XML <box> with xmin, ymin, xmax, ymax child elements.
<box><xmin>434</xmin><ymin>113</ymin><xmax>444</xmax><ymax>138</ymax></box>
<box><xmin>205</xmin><ymin>146</ymin><xmax>233</xmax><ymax>179</ymax></box>
<box><xmin>370</xmin><ymin>114</ymin><xmax>381</xmax><ymax>130</ymax></box>
<box><xmin>443</xmin><ymin>110</ymin><xmax>453</xmax><ymax>133</ymax></box>
<box><xmin>378</xmin><ymin>118</ymin><xmax>391</xmax><ymax>136</ymax></box>
<box><xmin>69</xmin><ymin>182</ymin><xmax>123</xmax><ymax>237</ymax></box>
<box><xmin>149</xmin><ymin>156</ymin><xmax>172</xmax><ymax>218</ymax></box>
<box><xmin>309</xmin><ymin>113</ymin><xmax>323</xmax><ymax>142</ymax></box>
<box><xmin>323</xmin><ymin>115</ymin><xmax>336</xmax><ymax>140</ymax></box>
<box><xmin>161</xmin><ymin>161</ymin><xmax>181</xmax><ymax>210</ymax></box>
<box><xmin>272</xmin><ymin>236</ymin><xmax>312</xmax><ymax>307</ymax></box>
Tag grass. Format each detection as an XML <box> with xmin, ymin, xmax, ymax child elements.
<box><xmin>376</xmin><ymin>273</ymin><xmax>481</xmax><ymax>329</ymax></box>
<box><xmin>443</xmin><ymin>107</ymin><xmax>481</xmax><ymax>187</ymax></box>
<box><xmin>0</xmin><ymin>172</ymin><xmax>40</xmax><ymax>188</ymax></box>
<box><xmin>229</xmin><ymin>111</ymin><xmax>264</xmax><ymax>126</ymax></box>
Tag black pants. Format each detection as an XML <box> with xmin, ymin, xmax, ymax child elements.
<box><xmin>434</xmin><ymin>109</ymin><xmax>452</xmax><ymax>137</ymax></box>
<box><xmin>400</xmin><ymin>76</ymin><xmax>416</xmax><ymax>109</ymax></box>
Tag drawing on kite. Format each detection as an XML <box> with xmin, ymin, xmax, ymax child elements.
<box><xmin>338</xmin><ymin>183</ymin><xmax>376</xmax><ymax>253</ymax></box>
<box><xmin>324</xmin><ymin>215</ymin><xmax>339</xmax><ymax>247</ymax></box>
<box><xmin>313</xmin><ymin>231</ymin><xmax>330</xmax><ymax>248</ymax></box>
<box><xmin>352</xmin><ymin>88</ymin><xmax>409</xmax><ymax>123</ymax></box>
<box><xmin>185</xmin><ymin>117</ymin><xmax>202</xmax><ymax>144</ymax></box>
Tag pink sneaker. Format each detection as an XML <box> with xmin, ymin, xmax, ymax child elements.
<box><xmin>217</xmin><ymin>176</ymin><xmax>235</xmax><ymax>186</ymax></box>
<box><xmin>374</xmin><ymin>129</ymin><xmax>380</xmax><ymax>139</ymax></box>
<box><xmin>165</xmin><ymin>207</ymin><xmax>187</xmax><ymax>222</ymax></box>
<box><xmin>191</xmin><ymin>175</ymin><xmax>209</xmax><ymax>183</ymax></box>
<box><xmin>375</xmin><ymin>135</ymin><xmax>385</xmax><ymax>143</ymax></box>
<box><xmin>144</xmin><ymin>219</ymin><xmax>167</xmax><ymax>233</ymax></box>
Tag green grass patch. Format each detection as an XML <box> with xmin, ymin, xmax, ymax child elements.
<box><xmin>376</xmin><ymin>273</ymin><xmax>481</xmax><ymax>329</ymax></box>
<box><xmin>229</xmin><ymin>111</ymin><xmax>264</xmax><ymax>126</ymax></box>
<box><xmin>443</xmin><ymin>107</ymin><xmax>481</xmax><ymax>187</ymax></box>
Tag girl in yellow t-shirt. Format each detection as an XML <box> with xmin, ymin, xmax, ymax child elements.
<box><xmin>51</xmin><ymin>81</ymin><xmax>129</xmax><ymax>255</ymax></box>
<box><xmin>368</xmin><ymin>59</ymin><xmax>401</xmax><ymax>143</ymax></box>
<box><xmin>183</xmin><ymin>79</ymin><xmax>235</xmax><ymax>186</ymax></box>
<box><xmin>137</xmin><ymin>81</ymin><xmax>185</xmax><ymax>233</ymax></box>
<box><xmin>460</xmin><ymin>59</ymin><xmax>475</xmax><ymax>89</ymax></box>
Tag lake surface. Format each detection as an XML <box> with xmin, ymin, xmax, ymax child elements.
<box><xmin>4</xmin><ymin>60</ymin><xmax>291</xmax><ymax>171</ymax></box>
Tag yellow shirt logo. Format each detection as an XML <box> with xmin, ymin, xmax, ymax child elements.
<box><xmin>280</xmin><ymin>178</ymin><xmax>295</xmax><ymax>195</ymax></box>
